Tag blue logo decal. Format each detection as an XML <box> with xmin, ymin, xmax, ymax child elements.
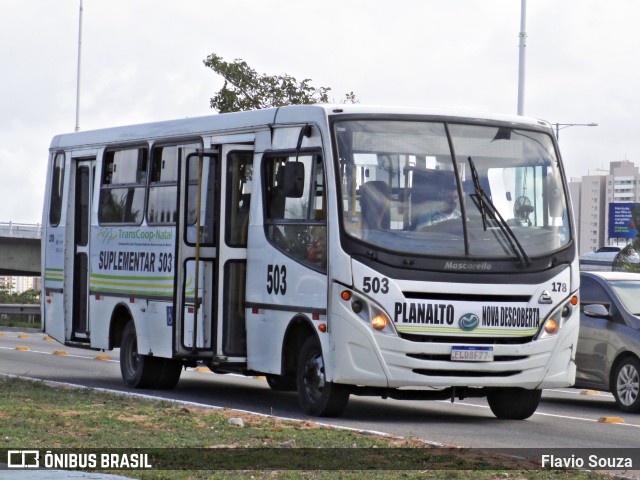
<box><xmin>459</xmin><ymin>313</ymin><xmax>479</xmax><ymax>331</ymax></box>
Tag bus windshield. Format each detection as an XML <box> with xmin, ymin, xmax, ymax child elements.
<box><xmin>334</xmin><ymin>119</ymin><xmax>570</xmax><ymax>260</ymax></box>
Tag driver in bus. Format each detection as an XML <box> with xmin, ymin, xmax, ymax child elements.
<box><xmin>413</xmin><ymin>184</ymin><xmax>460</xmax><ymax>230</ymax></box>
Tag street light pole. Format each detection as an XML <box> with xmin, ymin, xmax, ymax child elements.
<box><xmin>554</xmin><ymin>122</ymin><xmax>598</xmax><ymax>141</ymax></box>
<box><xmin>517</xmin><ymin>0</ymin><xmax>527</xmax><ymax>116</ymax></box>
<box><xmin>74</xmin><ymin>0</ymin><xmax>83</xmax><ymax>132</ymax></box>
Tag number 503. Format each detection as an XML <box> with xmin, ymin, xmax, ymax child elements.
<box><xmin>267</xmin><ymin>264</ymin><xmax>287</xmax><ymax>295</ymax></box>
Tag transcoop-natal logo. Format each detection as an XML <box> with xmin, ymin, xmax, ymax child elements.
<box><xmin>458</xmin><ymin>313</ymin><xmax>480</xmax><ymax>331</ymax></box>
<box><xmin>97</xmin><ymin>227</ymin><xmax>173</xmax><ymax>244</ymax></box>
<box><xmin>444</xmin><ymin>261</ymin><xmax>492</xmax><ymax>271</ymax></box>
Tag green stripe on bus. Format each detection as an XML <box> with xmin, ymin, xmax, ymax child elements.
<box><xmin>396</xmin><ymin>326</ymin><xmax>538</xmax><ymax>335</ymax></box>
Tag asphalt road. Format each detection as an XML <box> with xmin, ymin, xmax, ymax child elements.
<box><xmin>1</xmin><ymin>329</ymin><xmax>639</xmax><ymax>451</ymax></box>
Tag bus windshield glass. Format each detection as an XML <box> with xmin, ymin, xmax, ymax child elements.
<box><xmin>334</xmin><ymin>119</ymin><xmax>570</xmax><ymax>260</ymax></box>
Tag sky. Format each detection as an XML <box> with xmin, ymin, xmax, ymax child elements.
<box><xmin>1</xmin><ymin>0</ymin><xmax>638</xmax><ymax>224</ymax></box>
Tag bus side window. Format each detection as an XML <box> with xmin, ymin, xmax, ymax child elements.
<box><xmin>262</xmin><ymin>153</ymin><xmax>327</xmax><ymax>271</ymax></box>
<box><xmin>98</xmin><ymin>147</ymin><xmax>148</xmax><ymax>225</ymax></box>
<box><xmin>226</xmin><ymin>151</ymin><xmax>253</xmax><ymax>247</ymax></box>
<box><xmin>49</xmin><ymin>152</ymin><xmax>65</xmax><ymax>226</ymax></box>
<box><xmin>147</xmin><ymin>143</ymin><xmax>199</xmax><ymax>225</ymax></box>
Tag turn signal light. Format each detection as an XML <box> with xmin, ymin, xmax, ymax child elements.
<box><xmin>341</xmin><ymin>290</ymin><xmax>352</xmax><ymax>301</ymax></box>
<box><xmin>570</xmin><ymin>295</ymin><xmax>578</xmax><ymax>306</ymax></box>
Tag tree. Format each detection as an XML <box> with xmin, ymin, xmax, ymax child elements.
<box><xmin>204</xmin><ymin>54</ymin><xmax>356</xmax><ymax>113</ymax></box>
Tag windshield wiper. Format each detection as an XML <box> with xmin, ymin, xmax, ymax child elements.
<box><xmin>467</xmin><ymin>156</ymin><xmax>531</xmax><ymax>267</ymax></box>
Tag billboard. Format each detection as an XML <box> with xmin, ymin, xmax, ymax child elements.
<box><xmin>608</xmin><ymin>202</ymin><xmax>640</xmax><ymax>239</ymax></box>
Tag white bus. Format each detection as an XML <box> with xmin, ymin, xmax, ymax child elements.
<box><xmin>42</xmin><ymin>105</ymin><xmax>579</xmax><ymax>419</ymax></box>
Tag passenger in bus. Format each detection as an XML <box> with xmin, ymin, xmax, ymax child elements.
<box><xmin>304</xmin><ymin>225</ymin><xmax>327</xmax><ymax>268</ymax></box>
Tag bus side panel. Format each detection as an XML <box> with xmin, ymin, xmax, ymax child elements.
<box><xmin>43</xmin><ymin>234</ymin><xmax>67</xmax><ymax>342</ymax></box>
<box><xmin>86</xmin><ymin>298</ymin><xmax>173</xmax><ymax>359</ymax></box>
<box><xmin>245</xmin><ymin>227</ymin><xmax>328</xmax><ymax>374</ymax></box>
<box><xmin>88</xmin><ymin>224</ymin><xmax>177</xmax><ymax>357</ymax></box>
<box><xmin>135</xmin><ymin>300</ymin><xmax>175</xmax><ymax>358</ymax></box>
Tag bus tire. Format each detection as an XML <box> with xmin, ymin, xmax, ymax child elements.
<box><xmin>487</xmin><ymin>387</ymin><xmax>541</xmax><ymax>420</ymax></box>
<box><xmin>120</xmin><ymin>321</ymin><xmax>158</xmax><ymax>388</ymax></box>
<box><xmin>266</xmin><ymin>374</ymin><xmax>297</xmax><ymax>392</ymax></box>
<box><xmin>296</xmin><ymin>336</ymin><xmax>349</xmax><ymax>417</ymax></box>
<box><xmin>154</xmin><ymin>357</ymin><xmax>182</xmax><ymax>389</ymax></box>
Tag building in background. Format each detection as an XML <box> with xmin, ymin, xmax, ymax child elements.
<box><xmin>0</xmin><ymin>276</ymin><xmax>41</xmax><ymax>294</ymax></box>
<box><xmin>570</xmin><ymin>160</ymin><xmax>640</xmax><ymax>255</ymax></box>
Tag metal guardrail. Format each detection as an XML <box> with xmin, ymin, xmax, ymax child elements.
<box><xmin>0</xmin><ymin>304</ymin><xmax>41</xmax><ymax>324</ymax></box>
<box><xmin>0</xmin><ymin>222</ymin><xmax>42</xmax><ymax>239</ymax></box>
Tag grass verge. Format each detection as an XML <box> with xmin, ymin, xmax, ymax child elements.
<box><xmin>0</xmin><ymin>376</ymin><xmax>607</xmax><ymax>479</ymax></box>
<box><xmin>0</xmin><ymin>318</ymin><xmax>40</xmax><ymax>330</ymax></box>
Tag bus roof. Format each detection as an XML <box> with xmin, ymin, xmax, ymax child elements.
<box><xmin>49</xmin><ymin>104</ymin><xmax>552</xmax><ymax>151</ymax></box>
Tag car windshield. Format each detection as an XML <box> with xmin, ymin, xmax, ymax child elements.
<box><xmin>608</xmin><ymin>280</ymin><xmax>640</xmax><ymax>315</ymax></box>
<box><xmin>334</xmin><ymin>119</ymin><xmax>571</xmax><ymax>260</ymax></box>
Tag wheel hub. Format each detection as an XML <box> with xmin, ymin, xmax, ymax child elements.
<box><xmin>303</xmin><ymin>353</ymin><xmax>325</xmax><ymax>403</ymax></box>
<box><xmin>617</xmin><ymin>364</ymin><xmax>640</xmax><ymax>406</ymax></box>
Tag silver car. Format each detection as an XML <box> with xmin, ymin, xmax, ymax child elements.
<box><xmin>576</xmin><ymin>271</ymin><xmax>640</xmax><ymax>412</ymax></box>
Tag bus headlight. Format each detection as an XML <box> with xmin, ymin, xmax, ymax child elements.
<box><xmin>369</xmin><ymin>306</ymin><xmax>395</xmax><ymax>335</ymax></box>
<box><xmin>371</xmin><ymin>313</ymin><xmax>388</xmax><ymax>331</ymax></box>
<box><xmin>340</xmin><ymin>289</ymin><xmax>397</xmax><ymax>336</ymax></box>
<box><xmin>538</xmin><ymin>295</ymin><xmax>577</xmax><ymax>339</ymax></box>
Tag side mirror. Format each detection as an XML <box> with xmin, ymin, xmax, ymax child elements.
<box><xmin>546</xmin><ymin>172</ymin><xmax>563</xmax><ymax>218</ymax></box>
<box><xmin>583</xmin><ymin>304</ymin><xmax>610</xmax><ymax>319</ymax></box>
<box><xmin>282</xmin><ymin>162</ymin><xmax>305</xmax><ymax>198</ymax></box>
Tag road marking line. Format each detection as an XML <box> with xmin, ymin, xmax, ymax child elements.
<box><xmin>4</xmin><ymin>346</ymin><xmax>638</xmax><ymax>429</ymax></box>
<box><xmin>440</xmin><ymin>400</ymin><xmax>640</xmax><ymax>428</ymax></box>
<box><xmin>0</xmin><ymin>345</ymin><xmax>119</xmax><ymax>362</ymax></box>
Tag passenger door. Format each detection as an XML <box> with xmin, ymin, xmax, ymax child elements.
<box><xmin>216</xmin><ymin>145</ymin><xmax>254</xmax><ymax>359</ymax></box>
<box><xmin>175</xmin><ymin>149</ymin><xmax>218</xmax><ymax>355</ymax></box>
<box><xmin>174</xmin><ymin>144</ymin><xmax>254</xmax><ymax>359</ymax></box>
<box><xmin>69</xmin><ymin>158</ymin><xmax>94</xmax><ymax>343</ymax></box>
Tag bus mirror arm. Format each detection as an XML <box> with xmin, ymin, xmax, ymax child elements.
<box><xmin>281</xmin><ymin>125</ymin><xmax>312</xmax><ymax>199</ymax></box>
<box><xmin>295</xmin><ymin>124</ymin><xmax>312</xmax><ymax>155</ymax></box>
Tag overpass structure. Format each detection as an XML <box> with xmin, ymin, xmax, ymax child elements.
<box><xmin>0</xmin><ymin>222</ymin><xmax>41</xmax><ymax>276</ymax></box>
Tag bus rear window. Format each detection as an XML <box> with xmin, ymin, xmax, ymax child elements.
<box><xmin>49</xmin><ymin>152</ymin><xmax>65</xmax><ymax>226</ymax></box>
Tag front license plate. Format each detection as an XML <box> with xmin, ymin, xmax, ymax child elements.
<box><xmin>451</xmin><ymin>346</ymin><xmax>493</xmax><ymax>362</ymax></box>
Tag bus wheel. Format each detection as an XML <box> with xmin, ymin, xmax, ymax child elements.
<box><xmin>120</xmin><ymin>321</ymin><xmax>181</xmax><ymax>389</ymax></box>
<box><xmin>266</xmin><ymin>374</ymin><xmax>297</xmax><ymax>392</ymax></box>
<box><xmin>296</xmin><ymin>336</ymin><xmax>349</xmax><ymax>417</ymax></box>
<box><xmin>486</xmin><ymin>387</ymin><xmax>541</xmax><ymax>420</ymax></box>
<box><xmin>154</xmin><ymin>357</ymin><xmax>182</xmax><ymax>389</ymax></box>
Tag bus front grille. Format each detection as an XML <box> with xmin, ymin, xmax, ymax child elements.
<box><xmin>398</xmin><ymin>333</ymin><xmax>535</xmax><ymax>345</ymax></box>
<box><xmin>413</xmin><ymin>369</ymin><xmax>522</xmax><ymax>378</ymax></box>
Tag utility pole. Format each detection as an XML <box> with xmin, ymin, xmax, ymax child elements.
<box><xmin>75</xmin><ymin>0</ymin><xmax>83</xmax><ymax>132</ymax></box>
<box><xmin>517</xmin><ymin>0</ymin><xmax>527</xmax><ymax>116</ymax></box>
